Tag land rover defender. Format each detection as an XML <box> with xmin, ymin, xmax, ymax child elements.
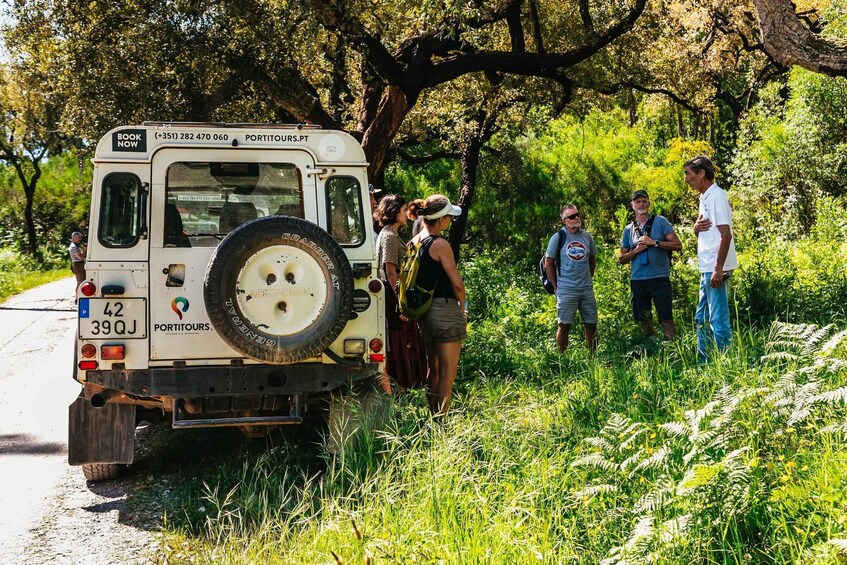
<box><xmin>70</xmin><ymin>123</ymin><xmax>386</xmax><ymax>480</ymax></box>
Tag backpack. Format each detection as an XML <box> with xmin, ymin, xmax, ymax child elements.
<box><xmin>397</xmin><ymin>236</ymin><xmax>438</xmax><ymax>320</ymax></box>
<box><xmin>539</xmin><ymin>228</ymin><xmax>567</xmax><ymax>294</ymax></box>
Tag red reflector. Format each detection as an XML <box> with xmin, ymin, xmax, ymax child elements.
<box><xmin>79</xmin><ymin>360</ymin><xmax>98</xmax><ymax>370</ymax></box>
<box><xmin>80</xmin><ymin>344</ymin><xmax>97</xmax><ymax>358</ymax></box>
<box><xmin>80</xmin><ymin>282</ymin><xmax>97</xmax><ymax>297</ymax></box>
<box><xmin>368</xmin><ymin>279</ymin><xmax>383</xmax><ymax>293</ymax></box>
<box><xmin>369</xmin><ymin>338</ymin><xmax>383</xmax><ymax>353</ymax></box>
<box><xmin>369</xmin><ymin>353</ymin><xmax>385</xmax><ymax>363</ymax></box>
<box><xmin>101</xmin><ymin>345</ymin><xmax>125</xmax><ymax>360</ymax></box>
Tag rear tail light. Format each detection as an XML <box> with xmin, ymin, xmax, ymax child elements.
<box><xmin>80</xmin><ymin>344</ymin><xmax>97</xmax><ymax>358</ymax></box>
<box><xmin>101</xmin><ymin>345</ymin><xmax>125</xmax><ymax>360</ymax></box>
<box><xmin>78</xmin><ymin>360</ymin><xmax>98</xmax><ymax>370</ymax></box>
<box><xmin>368</xmin><ymin>279</ymin><xmax>383</xmax><ymax>293</ymax></box>
<box><xmin>369</xmin><ymin>353</ymin><xmax>385</xmax><ymax>363</ymax></box>
<box><xmin>369</xmin><ymin>338</ymin><xmax>383</xmax><ymax>353</ymax></box>
<box><xmin>80</xmin><ymin>282</ymin><xmax>97</xmax><ymax>296</ymax></box>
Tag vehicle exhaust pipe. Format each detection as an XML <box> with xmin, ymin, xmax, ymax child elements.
<box><xmin>90</xmin><ymin>390</ymin><xmax>118</xmax><ymax>408</ymax></box>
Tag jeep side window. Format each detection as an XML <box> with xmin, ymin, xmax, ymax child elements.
<box><xmin>98</xmin><ymin>173</ymin><xmax>141</xmax><ymax>247</ymax></box>
<box><xmin>326</xmin><ymin>177</ymin><xmax>364</xmax><ymax>246</ymax></box>
<box><xmin>166</xmin><ymin>162</ymin><xmax>303</xmax><ymax>247</ymax></box>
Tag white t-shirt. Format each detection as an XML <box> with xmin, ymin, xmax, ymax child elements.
<box><xmin>698</xmin><ymin>183</ymin><xmax>738</xmax><ymax>273</ymax></box>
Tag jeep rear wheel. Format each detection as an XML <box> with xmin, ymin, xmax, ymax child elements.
<box><xmin>82</xmin><ymin>463</ymin><xmax>124</xmax><ymax>481</ymax></box>
<box><xmin>204</xmin><ymin>216</ymin><xmax>355</xmax><ymax>363</ymax></box>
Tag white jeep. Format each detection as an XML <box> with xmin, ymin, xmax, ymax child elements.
<box><xmin>69</xmin><ymin>123</ymin><xmax>386</xmax><ymax>480</ymax></box>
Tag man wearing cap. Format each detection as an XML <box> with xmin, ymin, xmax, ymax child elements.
<box><xmin>685</xmin><ymin>155</ymin><xmax>738</xmax><ymax>361</ymax></box>
<box><xmin>619</xmin><ymin>190</ymin><xmax>683</xmax><ymax>340</ymax></box>
<box><xmin>68</xmin><ymin>231</ymin><xmax>87</xmax><ymax>286</ymax></box>
<box><xmin>544</xmin><ymin>204</ymin><xmax>598</xmax><ymax>353</ymax></box>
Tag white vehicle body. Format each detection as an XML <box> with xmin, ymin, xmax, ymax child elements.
<box><xmin>69</xmin><ymin>123</ymin><xmax>385</xmax><ymax>478</ymax></box>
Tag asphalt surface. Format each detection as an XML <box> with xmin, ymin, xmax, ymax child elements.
<box><xmin>0</xmin><ymin>278</ymin><xmax>157</xmax><ymax>564</ymax></box>
<box><xmin>0</xmin><ymin>277</ymin><xmax>81</xmax><ymax>558</ymax></box>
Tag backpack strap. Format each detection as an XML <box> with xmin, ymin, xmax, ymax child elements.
<box><xmin>555</xmin><ymin>228</ymin><xmax>567</xmax><ymax>276</ymax></box>
<box><xmin>643</xmin><ymin>214</ymin><xmax>656</xmax><ymax>236</ymax></box>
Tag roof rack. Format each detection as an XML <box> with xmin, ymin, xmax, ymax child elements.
<box><xmin>141</xmin><ymin>121</ymin><xmax>324</xmax><ymax>130</ymax></box>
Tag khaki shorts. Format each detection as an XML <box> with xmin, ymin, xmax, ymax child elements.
<box><xmin>417</xmin><ymin>298</ymin><xmax>468</xmax><ymax>344</ymax></box>
<box><xmin>556</xmin><ymin>287</ymin><xmax>598</xmax><ymax>325</ymax></box>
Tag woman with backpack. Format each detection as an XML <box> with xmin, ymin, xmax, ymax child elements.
<box><xmin>374</xmin><ymin>195</ymin><xmax>428</xmax><ymax>391</ymax></box>
<box><xmin>407</xmin><ymin>194</ymin><xmax>467</xmax><ymax>415</ymax></box>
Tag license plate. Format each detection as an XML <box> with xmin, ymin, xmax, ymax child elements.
<box><xmin>79</xmin><ymin>298</ymin><xmax>147</xmax><ymax>339</ymax></box>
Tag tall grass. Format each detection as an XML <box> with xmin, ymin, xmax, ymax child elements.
<box><xmin>0</xmin><ymin>247</ymin><xmax>70</xmax><ymax>303</ymax></box>
<box><xmin>147</xmin><ymin>226</ymin><xmax>847</xmax><ymax>563</ymax></box>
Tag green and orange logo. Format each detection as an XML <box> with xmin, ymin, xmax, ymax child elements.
<box><xmin>171</xmin><ymin>297</ymin><xmax>189</xmax><ymax>320</ymax></box>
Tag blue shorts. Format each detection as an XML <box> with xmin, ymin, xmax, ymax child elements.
<box><xmin>556</xmin><ymin>287</ymin><xmax>598</xmax><ymax>325</ymax></box>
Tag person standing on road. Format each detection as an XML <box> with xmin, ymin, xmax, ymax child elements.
<box><xmin>544</xmin><ymin>204</ymin><xmax>598</xmax><ymax>353</ymax></box>
<box><xmin>374</xmin><ymin>194</ymin><xmax>428</xmax><ymax>392</ymax></box>
<box><xmin>684</xmin><ymin>155</ymin><xmax>738</xmax><ymax>361</ymax></box>
<box><xmin>407</xmin><ymin>194</ymin><xmax>466</xmax><ymax>415</ymax></box>
<box><xmin>618</xmin><ymin>189</ymin><xmax>683</xmax><ymax>340</ymax></box>
<box><xmin>69</xmin><ymin>232</ymin><xmax>86</xmax><ymax>286</ymax></box>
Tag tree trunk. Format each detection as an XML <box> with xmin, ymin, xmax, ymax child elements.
<box><xmin>753</xmin><ymin>0</ymin><xmax>847</xmax><ymax>77</ymax></box>
<box><xmin>360</xmin><ymin>86</ymin><xmax>410</xmax><ymax>191</ymax></box>
<box><xmin>449</xmin><ymin>126</ymin><xmax>484</xmax><ymax>263</ymax></box>
<box><xmin>10</xmin><ymin>158</ymin><xmax>41</xmax><ymax>255</ymax></box>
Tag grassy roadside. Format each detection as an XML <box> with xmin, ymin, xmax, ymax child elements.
<box><xmin>142</xmin><ymin>322</ymin><xmax>847</xmax><ymax>564</ymax></box>
<box><xmin>0</xmin><ymin>268</ymin><xmax>71</xmax><ymax>303</ymax></box>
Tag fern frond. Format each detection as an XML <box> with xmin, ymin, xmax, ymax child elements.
<box><xmin>813</xmin><ymin>387</ymin><xmax>847</xmax><ymax>406</ymax></box>
<box><xmin>660</xmin><ymin>421</ymin><xmax>689</xmax><ymax>437</ymax></box>
<box><xmin>572</xmin><ymin>484</ymin><xmax>619</xmax><ymax>499</ymax></box>
<box><xmin>820</xmin><ymin>328</ymin><xmax>847</xmax><ymax>356</ymax></box>
<box><xmin>828</xmin><ymin>538</ymin><xmax>847</xmax><ymax>553</ymax></box>
<box><xmin>632</xmin><ymin>446</ymin><xmax>671</xmax><ymax>475</ymax></box>
<box><xmin>821</xmin><ymin>420</ymin><xmax>847</xmax><ymax>434</ymax></box>
<box><xmin>619</xmin><ymin>425</ymin><xmax>648</xmax><ymax>451</ymax></box>
<box><xmin>659</xmin><ymin>514</ymin><xmax>692</xmax><ymax>543</ymax></box>
<box><xmin>570</xmin><ymin>454</ymin><xmax>618</xmax><ymax>472</ymax></box>
<box><xmin>634</xmin><ymin>481</ymin><xmax>677</xmax><ymax>514</ymax></box>
<box><xmin>787</xmin><ymin>406</ymin><xmax>813</xmax><ymax>426</ymax></box>
<box><xmin>677</xmin><ymin>463</ymin><xmax>721</xmax><ymax>495</ymax></box>
<box><xmin>584</xmin><ymin>436</ymin><xmax>615</xmax><ymax>453</ymax></box>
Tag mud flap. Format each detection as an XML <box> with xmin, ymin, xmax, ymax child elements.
<box><xmin>68</xmin><ymin>396</ymin><xmax>136</xmax><ymax>466</ymax></box>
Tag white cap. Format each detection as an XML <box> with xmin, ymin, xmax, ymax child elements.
<box><xmin>422</xmin><ymin>199</ymin><xmax>462</xmax><ymax>220</ymax></box>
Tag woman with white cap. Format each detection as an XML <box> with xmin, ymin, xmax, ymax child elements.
<box><xmin>407</xmin><ymin>194</ymin><xmax>467</xmax><ymax>415</ymax></box>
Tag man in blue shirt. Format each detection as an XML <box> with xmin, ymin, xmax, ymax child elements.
<box><xmin>619</xmin><ymin>190</ymin><xmax>683</xmax><ymax>340</ymax></box>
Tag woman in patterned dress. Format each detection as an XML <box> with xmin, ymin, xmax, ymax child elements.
<box><xmin>374</xmin><ymin>195</ymin><xmax>428</xmax><ymax>390</ymax></box>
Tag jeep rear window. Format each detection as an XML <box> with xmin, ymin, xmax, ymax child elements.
<box><xmin>99</xmin><ymin>173</ymin><xmax>141</xmax><ymax>247</ymax></box>
<box><xmin>326</xmin><ymin>177</ymin><xmax>364</xmax><ymax>246</ymax></box>
<box><xmin>165</xmin><ymin>162</ymin><xmax>303</xmax><ymax>247</ymax></box>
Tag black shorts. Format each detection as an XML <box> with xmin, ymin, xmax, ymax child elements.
<box><xmin>631</xmin><ymin>277</ymin><xmax>673</xmax><ymax>322</ymax></box>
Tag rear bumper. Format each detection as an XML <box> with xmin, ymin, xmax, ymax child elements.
<box><xmin>81</xmin><ymin>361</ymin><xmax>379</xmax><ymax>398</ymax></box>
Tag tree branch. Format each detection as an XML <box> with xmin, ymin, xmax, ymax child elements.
<box><xmin>753</xmin><ymin>0</ymin><xmax>847</xmax><ymax>76</ymax></box>
<box><xmin>396</xmin><ymin>148</ymin><xmax>461</xmax><ymax>164</ymax></box>
<box><xmin>417</xmin><ymin>0</ymin><xmax>647</xmax><ymax>88</ymax></box>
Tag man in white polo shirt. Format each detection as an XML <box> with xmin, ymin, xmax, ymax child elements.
<box><xmin>684</xmin><ymin>155</ymin><xmax>738</xmax><ymax>362</ymax></box>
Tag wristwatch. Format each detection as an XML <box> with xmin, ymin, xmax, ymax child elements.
<box><xmin>653</xmin><ymin>241</ymin><xmax>660</xmax><ymax>248</ymax></box>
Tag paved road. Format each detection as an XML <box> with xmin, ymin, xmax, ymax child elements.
<box><xmin>0</xmin><ymin>278</ymin><xmax>158</xmax><ymax>564</ymax></box>
<box><xmin>0</xmin><ymin>277</ymin><xmax>81</xmax><ymax>558</ymax></box>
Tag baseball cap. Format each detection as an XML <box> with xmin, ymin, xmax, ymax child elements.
<box><xmin>631</xmin><ymin>189</ymin><xmax>649</xmax><ymax>201</ymax></box>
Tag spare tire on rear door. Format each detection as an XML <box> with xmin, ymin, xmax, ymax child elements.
<box><xmin>204</xmin><ymin>215</ymin><xmax>354</xmax><ymax>363</ymax></box>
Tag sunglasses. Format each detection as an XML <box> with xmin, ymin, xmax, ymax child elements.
<box><xmin>562</xmin><ymin>213</ymin><xmax>580</xmax><ymax>220</ymax></box>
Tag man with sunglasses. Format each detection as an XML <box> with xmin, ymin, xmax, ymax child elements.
<box><xmin>544</xmin><ymin>205</ymin><xmax>598</xmax><ymax>353</ymax></box>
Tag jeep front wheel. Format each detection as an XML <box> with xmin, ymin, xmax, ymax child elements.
<box><xmin>204</xmin><ymin>216</ymin><xmax>354</xmax><ymax>363</ymax></box>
